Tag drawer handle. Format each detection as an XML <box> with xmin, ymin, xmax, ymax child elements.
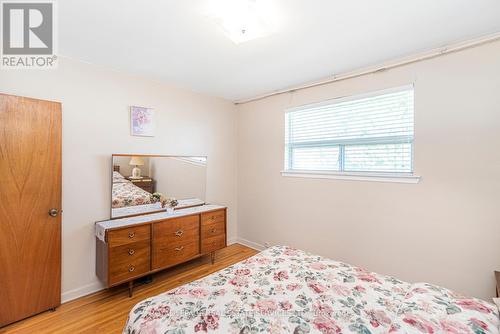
<box><xmin>128</xmin><ymin>249</ymin><xmax>135</xmax><ymax>255</ymax></box>
<box><xmin>211</xmin><ymin>228</ymin><xmax>217</xmax><ymax>233</ymax></box>
<box><xmin>128</xmin><ymin>266</ymin><xmax>135</xmax><ymax>272</ymax></box>
<box><xmin>175</xmin><ymin>246</ymin><xmax>184</xmax><ymax>252</ymax></box>
<box><xmin>128</xmin><ymin>232</ymin><xmax>135</xmax><ymax>239</ymax></box>
<box><xmin>175</xmin><ymin>229</ymin><xmax>184</xmax><ymax>237</ymax></box>
<box><xmin>211</xmin><ymin>216</ymin><xmax>215</xmax><ymax>220</ymax></box>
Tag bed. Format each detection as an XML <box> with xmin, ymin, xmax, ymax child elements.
<box><xmin>112</xmin><ymin>171</ymin><xmax>153</xmax><ymax>208</ymax></box>
<box><xmin>124</xmin><ymin>246</ymin><xmax>499</xmax><ymax>333</ymax></box>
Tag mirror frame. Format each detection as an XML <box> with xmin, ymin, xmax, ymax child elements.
<box><xmin>110</xmin><ymin>154</ymin><xmax>208</xmax><ymax>219</ymax></box>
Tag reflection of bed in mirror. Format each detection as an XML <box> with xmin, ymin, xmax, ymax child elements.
<box><xmin>111</xmin><ymin>155</ymin><xmax>207</xmax><ymax>219</ymax></box>
<box><xmin>112</xmin><ymin>168</ymin><xmax>153</xmax><ymax>208</ymax></box>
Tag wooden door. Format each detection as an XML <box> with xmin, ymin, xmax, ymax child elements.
<box><xmin>0</xmin><ymin>93</ymin><xmax>62</xmax><ymax>327</ymax></box>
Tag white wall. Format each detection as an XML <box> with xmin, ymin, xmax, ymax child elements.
<box><xmin>151</xmin><ymin>157</ymin><xmax>206</xmax><ymax>200</ymax></box>
<box><xmin>236</xmin><ymin>40</ymin><xmax>500</xmax><ymax>300</ymax></box>
<box><xmin>0</xmin><ymin>57</ymin><xmax>237</xmax><ymax>301</ymax></box>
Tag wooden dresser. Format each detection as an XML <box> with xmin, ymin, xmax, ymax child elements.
<box><xmin>95</xmin><ymin>205</ymin><xmax>227</xmax><ymax>296</ymax></box>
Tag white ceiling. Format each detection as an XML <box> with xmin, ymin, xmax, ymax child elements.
<box><xmin>60</xmin><ymin>0</ymin><xmax>500</xmax><ymax>101</ymax></box>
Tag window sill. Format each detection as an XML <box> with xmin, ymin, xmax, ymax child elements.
<box><xmin>281</xmin><ymin>170</ymin><xmax>421</xmax><ymax>184</ymax></box>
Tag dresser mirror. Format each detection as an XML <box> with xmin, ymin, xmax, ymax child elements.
<box><xmin>111</xmin><ymin>154</ymin><xmax>207</xmax><ymax>219</ymax></box>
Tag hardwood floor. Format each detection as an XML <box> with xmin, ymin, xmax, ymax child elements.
<box><xmin>0</xmin><ymin>244</ymin><xmax>258</xmax><ymax>334</ymax></box>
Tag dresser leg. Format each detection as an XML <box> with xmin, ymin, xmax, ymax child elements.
<box><xmin>128</xmin><ymin>281</ymin><xmax>134</xmax><ymax>297</ymax></box>
<box><xmin>210</xmin><ymin>251</ymin><xmax>215</xmax><ymax>264</ymax></box>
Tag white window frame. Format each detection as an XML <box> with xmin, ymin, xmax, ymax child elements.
<box><xmin>281</xmin><ymin>85</ymin><xmax>420</xmax><ymax>184</ymax></box>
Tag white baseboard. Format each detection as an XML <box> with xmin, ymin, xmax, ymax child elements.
<box><xmin>61</xmin><ymin>281</ymin><xmax>104</xmax><ymax>303</ymax></box>
<box><xmin>227</xmin><ymin>237</ymin><xmax>238</xmax><ymax>245</ymax></box>
<box><xmin>232</xmin><ymin>237</ymin><xmax>267</xmax><ymax>251</ymax></box>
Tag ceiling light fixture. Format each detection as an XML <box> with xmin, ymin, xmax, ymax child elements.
<box><xmin>205</xmin><ymin>0</ymin><xmax>278</xmax><ymax>44</ymax></box>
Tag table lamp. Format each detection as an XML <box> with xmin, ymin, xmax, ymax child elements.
<box><xmin>129</xmin><ymin>156</ymin><xmax>144</xmax><ymax>179</ymax></box>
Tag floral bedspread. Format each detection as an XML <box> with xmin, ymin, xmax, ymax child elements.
<box><xmin>124</xmin><ymin>246</ymin><xmax>499</xmax><ymax>334</ymax></box>
<box><xmin>113</xmin><ymin>171</ymin><xmax>127</xmax><ymax>183</ymax></box>
<box><xmin>112</xmin><ymin>172</ymin><xmax>152</xmax><ymax>208</ymax></box>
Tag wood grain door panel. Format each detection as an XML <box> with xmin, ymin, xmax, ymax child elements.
<box><xmin>0</xmin><ymin>94</ymin><xmax>62</xmax><ymax>327</ymax></box>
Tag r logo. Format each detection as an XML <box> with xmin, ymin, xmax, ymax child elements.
<box><xmin>2</xmin><ymin>2</ymin><xmax>53</xmax><ymax>55</ymax></box>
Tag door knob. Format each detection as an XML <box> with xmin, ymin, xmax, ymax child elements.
<box><xmin>48</xmin><ymin>208</ymin><xmax>59</xmax><ymax>217</ymax></box>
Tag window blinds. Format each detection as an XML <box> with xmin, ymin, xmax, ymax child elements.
<box><xmin>285</xmin><ymin>86</ymin><xmax>414</xmax><ymax>174</ymax></box>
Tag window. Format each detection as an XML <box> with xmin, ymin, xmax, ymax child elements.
<box><xmin>284</xmin><ymin>86</ymin><xmax>417</xmax><ymax>182</ymax></box>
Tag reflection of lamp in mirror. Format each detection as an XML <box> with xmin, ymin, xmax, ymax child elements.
<box><xmin>129</xmin><ymin>156</ymin><xmax>144</xmax><ymax>179</ymax></box>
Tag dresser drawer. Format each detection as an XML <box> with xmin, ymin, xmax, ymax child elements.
<box><xmin>153</xmin><ymin>241</ymin><xmax>199</xmax><ymax>269</ymax></box>
<box><xmin>201</xmin><ymin>220</ymin><xmax>225</xmax><ymax>238</ymax></box>
<box><xmin>109</xmin><ymin>240</ymin><xmax>150</xmax><ymax>285</ymax></box>
<box><xmin>153</xmin><ymin>215</ymin><xmax>199</xmax><ymax>243</ymax></box>
<box><xmin>201</xmin><ymin>209</ymin><xmax>225</xmax><ymax>225</ymax></box>
<box><xmin>107</xmin><ymin>225</ymin><xmax>150</xmax><ymax>247</ymax></box>
<box><xmin>201</xmin><ymin>235</ymin><xmax>226</xmax><ymax>253</ymax></box>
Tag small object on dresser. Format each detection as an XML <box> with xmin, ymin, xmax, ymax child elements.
<box><xmin>151</xmin><ymin>192</ymin><xmax>163</xmax><ymax>204</ymax></box>
<box><xmin>151</xmin><ymin>193</ymin><xmax>178</xmax><ymax>212</ymax></box>
<box><xmin>165</xmin><ymin>198</ymin><xmax>178</xmax><ymax>213</ymax></box>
